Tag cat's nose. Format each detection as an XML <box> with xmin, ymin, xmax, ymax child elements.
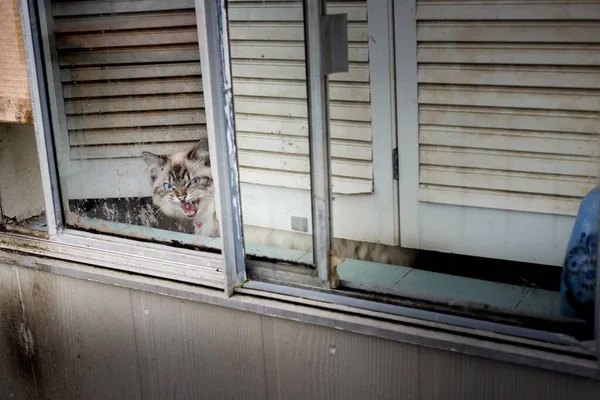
<box><xmin>178</xmin><ymin>195</ymin><xmax>187</xmax><ymax>202</ymax></box>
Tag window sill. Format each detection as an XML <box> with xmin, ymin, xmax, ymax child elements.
<box><xmin>0</xmin><ymin>228</ymin><xmax>224</xmax><ymax>289</ymax></box>
<box><xmin>0</xmin><ymin>229</ymin><xmax>598</xmax><ymax>380</ymax></box>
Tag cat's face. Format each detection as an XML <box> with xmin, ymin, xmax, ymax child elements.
<box><xmin>142</xmin><ymin>138</ymin><xmax>214</xmax><ymax>221</ymax></box>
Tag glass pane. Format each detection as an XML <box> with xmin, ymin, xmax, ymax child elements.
<box><xmin>0</xmin><ymin>123</ymin><xmax>48</xmax><ymax>232</ymax></box>
<box><xmin>226</xmin><ymin>0</ymin><xmax>314</xmax><ymax>264</ymax></box>
<box><xmin>46</xmin><ymin>0</ymin><xmax>219</xmax><ymax>250</ymax></box>
<box><xmin>328</xmin><ymin>0</ymin><xmax>598</xmax><ymax>344</ymax></box>
<box><xmin>0</xmin><ymin>2</ymin><xmax>47</xmax><ymax>233</ymax></box>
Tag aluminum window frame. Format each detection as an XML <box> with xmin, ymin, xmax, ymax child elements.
<box><xmin>8</xmin><ymin>0</ymin><xmax>600</xmax><ymax>380</ymax></box>
<box><xmin>14</xmin><ymin>0</ymin><xmax>226</xmax><ymax>289</ymax></box>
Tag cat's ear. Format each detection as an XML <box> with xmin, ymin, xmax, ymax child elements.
<box><xmin>142</xmin><ymin>152</ymin><xmax>168</xmax><ymax>181</ymax></box>
<box><xmin>142</xmin><ymin>151</ymin><xmax>167</xmax><ymax>169</ymax></box>
<box><xmin>188</xmin><ymin>138</ymin><xmax>210</xmax><ymax>167</ymax></box>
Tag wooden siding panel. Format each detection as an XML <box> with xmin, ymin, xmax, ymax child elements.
<box><xmin>0</xmin><ymin>0</ymin><xmax>31</xmax><ymax>124</ymax></box>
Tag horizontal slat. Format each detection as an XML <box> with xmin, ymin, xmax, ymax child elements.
<box><xmin>419</xmin><ymin>105</ymin><xmax>598</xmax><ymax>134</ymax></box>
<box><xmin>59</xmin><ymin>47</ymin><xmax>200</xmax><ymax>67</ymax></box>
<box><xmin>52</xmin><ymin>0</ymin><xmax>195</xmax><ymax>17</ymax></box>
<box><xmin>233</xmin><ymin>78</ymin><xmax>369</xmax><ymax>102</ymax></box>
<box><xmin>418</xmin><ymin>22</ymin><xmax>600</xmax><ymax>43</ymax></box>
<box><xmin>419</xmin><ymin>185</ymin><xmax>581</xmax><ymax>216</ymax></box>
<box><xmin>421</xmin><ymin>165</ymin><xmax>595</xmax><ymax>198</ymax></box>
<box><xmin>236</xmin><ymin>132</ymin><xmax>372</xmax><ymax>161</ymax></box>
<box><xmin>61</xmin><ymin>63</ymin><xmax>201</xmax><ymax>82</ymax></box>
<box><xmin>66</xmin><ymin>110</ymin><xmax>206</xmax><ymax>130</ymax></box>
<box><xmin>420</xmin><ymin>146</ymin><xmax>597</xmax><ymax>177</ymax></box>
<box><xmin>418</xmin><ymin>65</ymin><xmax>600</xmax><ymax>89</ymax></box>
<box><xmin>63</xmin><ymin>78</ymin><xmax>202</xmax><ymax>98</ymax></box>
<box><xmin>419</xmin><ymin>85</ymin><xmax>600</xmax><ymax>112</ymax></box>
<box><xmin>69</xmin><ymin>126</ymin><xmax>205</xmax><ymax>146</ymax></box>
<box><xmin>229</xmin><ymin>23</ymin><xmax>367</xmax><ymax>42</ymax></box>
<box><xmin>232</xmin><ymin>60</ymin><xmax>369</xmax><ymax>82</ymax></box>
<box><xmin>71</xmin><ymin>141</ymin><xmax>198</xmax><ymax>159</ymax></box>
<box><xmin>53</xmin><ymin>12</ymin><xmax>197</xmax><ymax>33</ymax></box>
<box><xmin>417</xmin><ymin>43</ymin><xmax>600</xmax><ymax>66</ymax></box>
<box><xmin>56</xmin><ymin>29</ymin><xmax>198</xmax><ymax>50</ymax></box>
<box><xmin>240</xmin><ymin>168</ymin><xmax>373</xmax><ymax>195</ymax></box>
<box><xmin>235</xmin><ymin>114</ymin><xmax>371</xmax><ymax>141</ymax></box>
<box><xmin>65</xmin><ymin>94</ymin><xmax>204</xmax><ymax>115</ymax></box>
<box><xmin>230</xmin><ymin>41</ymin><xmax>368</xmax><ymax>62</ymax></box>
<box><xmin>416</xmin><ymin>1</ymin><xmax>600</xmax><ymax>21</ymax></box>
<box><xmin>228</xmin><ymin>3</ymin><xmax>367</xmax><ymax>22</ymax></box>
<box><xmin>234</xmin><ymin>97</ymin><xmax>371</xmax><ymax>122</ymax></box>
<box><xmin>238</xmin><ymin>151</ymin><xmax>373</xmax><ymax>179</ymax></box>
<box><xmin>419</xmin><ymin>125</ymin><xmax>600</xmax><ymax>157</ymax></box>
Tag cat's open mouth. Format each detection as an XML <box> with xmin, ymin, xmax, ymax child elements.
<box><xmin>180</xmin><ymin>200</ymin><xmax>200</xmax><ymax>217</ymax></box>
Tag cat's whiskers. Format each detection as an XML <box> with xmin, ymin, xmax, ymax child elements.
<box><xmin>152</xmin><ymin>202</ymin><xmax>171</xmax><ymax>218</ymax></box>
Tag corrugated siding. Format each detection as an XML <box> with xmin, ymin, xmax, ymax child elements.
<box><xmin>416</xmin><ymin>0</ymin><xmax>600</xmax><ymax>216</ymax></box>
<box><xmin>54</xmin><ymin>0</ymin><xmax>373</xmax><ymax>195</ymax></box>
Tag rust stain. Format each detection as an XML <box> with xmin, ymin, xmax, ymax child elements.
<box><xmin>11</xmin><ymin>0</ymin><xmax>27</xmax><ymax>67</ymax></box>
<box><xmin>0</xmin><ymin>97</ymin><xmax>33</xmax><ymax>124</ymax></box>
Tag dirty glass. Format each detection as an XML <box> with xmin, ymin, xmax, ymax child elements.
<box><xmin>0</xmin><ymin>123</ymin><xmax>48</xmax><ymax>232</ymax></box>
<box><xmin>226</xmin><ymin>0</ymin><xmax>315</xmax><ymax>264</ymax></box>
<box><xmin>328</xmin><ymin>0</ymin><xmax>599</xmax><ymax>346</ymax></box>
<box><xmin>46</xmin><ymin>0</ymin><xmax>220</xmax><ymax>250</ymax></box>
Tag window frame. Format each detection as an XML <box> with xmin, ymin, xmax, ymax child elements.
<box><xmin>5</xmin><ymin>0</ymin><xmax>599</xmax><ymax>380</ymax></box>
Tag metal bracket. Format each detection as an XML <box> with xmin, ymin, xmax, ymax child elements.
<box><xmin>321</xmin><ymin>14</ymin><xmax>348</xmax><ymax>75</ymax></box>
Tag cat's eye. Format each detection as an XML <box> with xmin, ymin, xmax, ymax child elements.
<box><xmin>189</xmin><ymin>177</ymin><xmax>209</xmax><ymax>187</ymax></box>
<box><xmin>163</xmin><ymin>183</ymin><xmax>175</xmax><ymax>191</ymax></box>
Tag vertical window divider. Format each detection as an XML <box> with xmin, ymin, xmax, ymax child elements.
<box><xmin>195</xmin><ymin>0</ymin><xmax>246</xmax><ymax>295</ymax></box>
<box><xmin>19</xmin><ymin>0</ymin><xmax>63</xmax><ymax>236</ymax></box>
<box><xmin>304</xmin><ymin>0</ymin><xmax>333</xmax><ymax>286</ymax></box>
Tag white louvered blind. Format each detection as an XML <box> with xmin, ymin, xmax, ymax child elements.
<box><xmin>416</xmin><ymin>0</ymin><xmax>600</xmax><ymax>216</ymax></box>
<box><xmin>54</xmin><ymin>0</ymin><xmax>373</xmax><ymax>196</ymax></box>
<box><xmin>229</xmin><ymin>0</ymin><xmax>373</xmax><ymax>195</ymax></box>
<box><xmin>53</xmin><ymin>0</ymin><xmax>206</xmax><ymax>161</ymax></box>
